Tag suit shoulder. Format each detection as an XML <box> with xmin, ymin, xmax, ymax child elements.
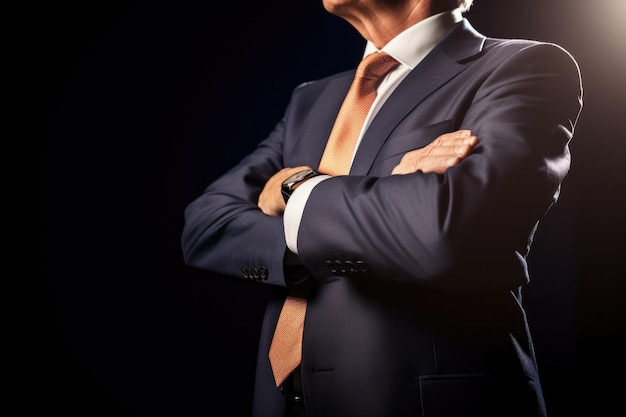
<box><xmin>485</xmin><ymin>37</ymin><xmax>578</xmax><ymax>63</ymax></box>
<box><xmin>293</xmin><ymin>70</ymin><xmax>353</xmax><ymax>91</ymax></box>
<box><xmin>480</xmin><ymin>37</ymin><xmax>581</xmax><ymax>77</ymax></box>
<box><xmin>283</xmin><ymin>69</ymin><xmax>354</xmax><ymax>113</ymax></box>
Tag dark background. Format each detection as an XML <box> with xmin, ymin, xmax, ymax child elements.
<box><xmin>29</xmin><ymin>0</ymin><xmax>624</xmax><ymax>416</ymax></box>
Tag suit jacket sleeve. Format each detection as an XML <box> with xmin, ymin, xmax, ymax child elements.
<box><xmin>296</xmin><ymin>41</ymin><xmax>583</xmax><ymax>291</ymax></box>
<box><xmin>181</xmin><ymin>112</ymin><xmax>304</xmax><ymax>287</ymax></box>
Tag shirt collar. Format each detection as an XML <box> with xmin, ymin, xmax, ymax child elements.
<box><xmin>363</xmin><ymin>8</ymin><xmax>463</xmax><ymax>69</ymax></box>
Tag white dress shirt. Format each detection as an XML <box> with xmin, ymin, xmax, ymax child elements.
<box><xmin>284</xmin><ymin>9</ymin><xmax>463</xmax><ymax>255</ymax></box>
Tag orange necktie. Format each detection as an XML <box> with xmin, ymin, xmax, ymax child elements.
<box><xmin>268</xmin><ymin>52</ymin><xmax>399</xmax><ymax>387</ymax></box>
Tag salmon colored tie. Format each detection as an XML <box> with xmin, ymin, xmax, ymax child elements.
<box><xmin>318</xmin><ymin>51</ymin><xmax>400</xmax><ymax>175</ymax></box>
<box><xmin>268</xmin><ymin>52</ymin><xmax>399</xmax><ymax>387</ymax></box>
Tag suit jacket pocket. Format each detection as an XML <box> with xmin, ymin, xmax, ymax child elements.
<box><xmin>418</xmin><ymin>372</ymin><xmax>537</xmax><ymax>417</ymax></box>
<box><xmin>370</xmin><ymin>119</ymin><xmax>455</xmax><ymax>175</ymax></box>
<box><xmin>419</xmin><ymin>373</ymin><xmax>493</xmax><ymax>417</ymax></box>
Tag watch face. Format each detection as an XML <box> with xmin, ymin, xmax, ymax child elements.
<box><xmin>281</xmin><ymin>169</ymin><xmax>319</xmax><ymax>203</ymax></box>
<box><xmin>294</xmin><ymin>170</ymin><xmax>314</xmax><ymax>182</ymax></box>
<box><xmin>285</xmin><ymin>169</ymin><xmax>314</xmax><ymax>188</ymax></box>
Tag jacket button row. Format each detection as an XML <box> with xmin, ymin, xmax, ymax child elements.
<box><xmin>325</xmin><ymin>260</ymin><xmax>369</xmax><ymax>274</ymax></box>
<box><xmin>241</xmin><ymin>266</ymin><xmax>268</xmax><ymax>281</ymax></box>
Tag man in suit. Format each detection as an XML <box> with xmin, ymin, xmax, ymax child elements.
<box><xmin>181</xmin><ymin>0</ymin><xmax>583</xmax><ymax>416</ymax></box>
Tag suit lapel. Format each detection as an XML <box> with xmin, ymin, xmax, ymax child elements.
<box><xmin>296</xmin><ymin>72</ymin><xmax>354</xmax><ymax>168</ymax></box>
<box><xmin>350</xmin><ymin>19</ymin><xmax>486</xmax><ymax>175</ymax></box>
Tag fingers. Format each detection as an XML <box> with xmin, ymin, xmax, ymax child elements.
<box><xmin>392</xmin><ymin>130</ymin><xmax>479</xmax><ymax>175</ymax></box>
<box><xmin>432</xmin><ymin>130</ymin><xmax>477</xmax><ymax>147</ymax></box>
<box><xmin>424</xmin><ymin>142</ymin><xmax>474</xmax><ymax>157</ymax></box>
<box><xmin>427</xmin><ymin>131</ymin><xmax>477</xmax><ymax>159</ymax></box>
<box><xmin>392</xmin><ymin>153</ymin><xmax>460</xmax><ymax>175</ymax></box>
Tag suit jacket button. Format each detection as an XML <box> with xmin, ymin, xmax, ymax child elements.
<box><xmin>356</xmin><ymin>261</ymin><xmax>369</xmax><ymax>272</ymax></box>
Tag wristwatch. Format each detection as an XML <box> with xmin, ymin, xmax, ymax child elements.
<box><xmin>281</xmin><ymin>169</ymin><xmax>321</xmax><ymax>203</ymax></box>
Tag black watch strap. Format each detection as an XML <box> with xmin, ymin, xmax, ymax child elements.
<box><xmin>281</xmin><ymin>169</ymin><xmax>320</xmax><ymax>203</ymax></box>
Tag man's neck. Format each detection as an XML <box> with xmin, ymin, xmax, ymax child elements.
<box><xmin>329</xmin><ymin>1</ymin><xmax>459</xmax><ymax>49</ymax></box>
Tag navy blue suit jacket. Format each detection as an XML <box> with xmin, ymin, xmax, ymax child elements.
<box><xmin>182</xmin><ymin>19</ymin><xmax>582</xmax><ymax>417</ymax></box>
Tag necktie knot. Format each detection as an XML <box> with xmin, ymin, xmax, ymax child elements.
<box><xmin>356</xmin><ymin>52</ymin><xmax>399</xmax><ymax>82</ymax></box>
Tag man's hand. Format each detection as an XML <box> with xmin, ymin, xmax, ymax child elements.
<box><xmin>258</xmin><ymin>165</ymin><xmax>312</xmax><ymax>217</ymax></box>
<box><xmin>391</xmin><ymin>130</ymin><xmax>478</xmax><ymax>175</ymax></box>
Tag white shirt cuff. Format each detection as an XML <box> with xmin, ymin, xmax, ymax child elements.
<box><xmin>283</xmin><ymin>175</ymin><xmax>330</xmax><ymax>254</ymax></box>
